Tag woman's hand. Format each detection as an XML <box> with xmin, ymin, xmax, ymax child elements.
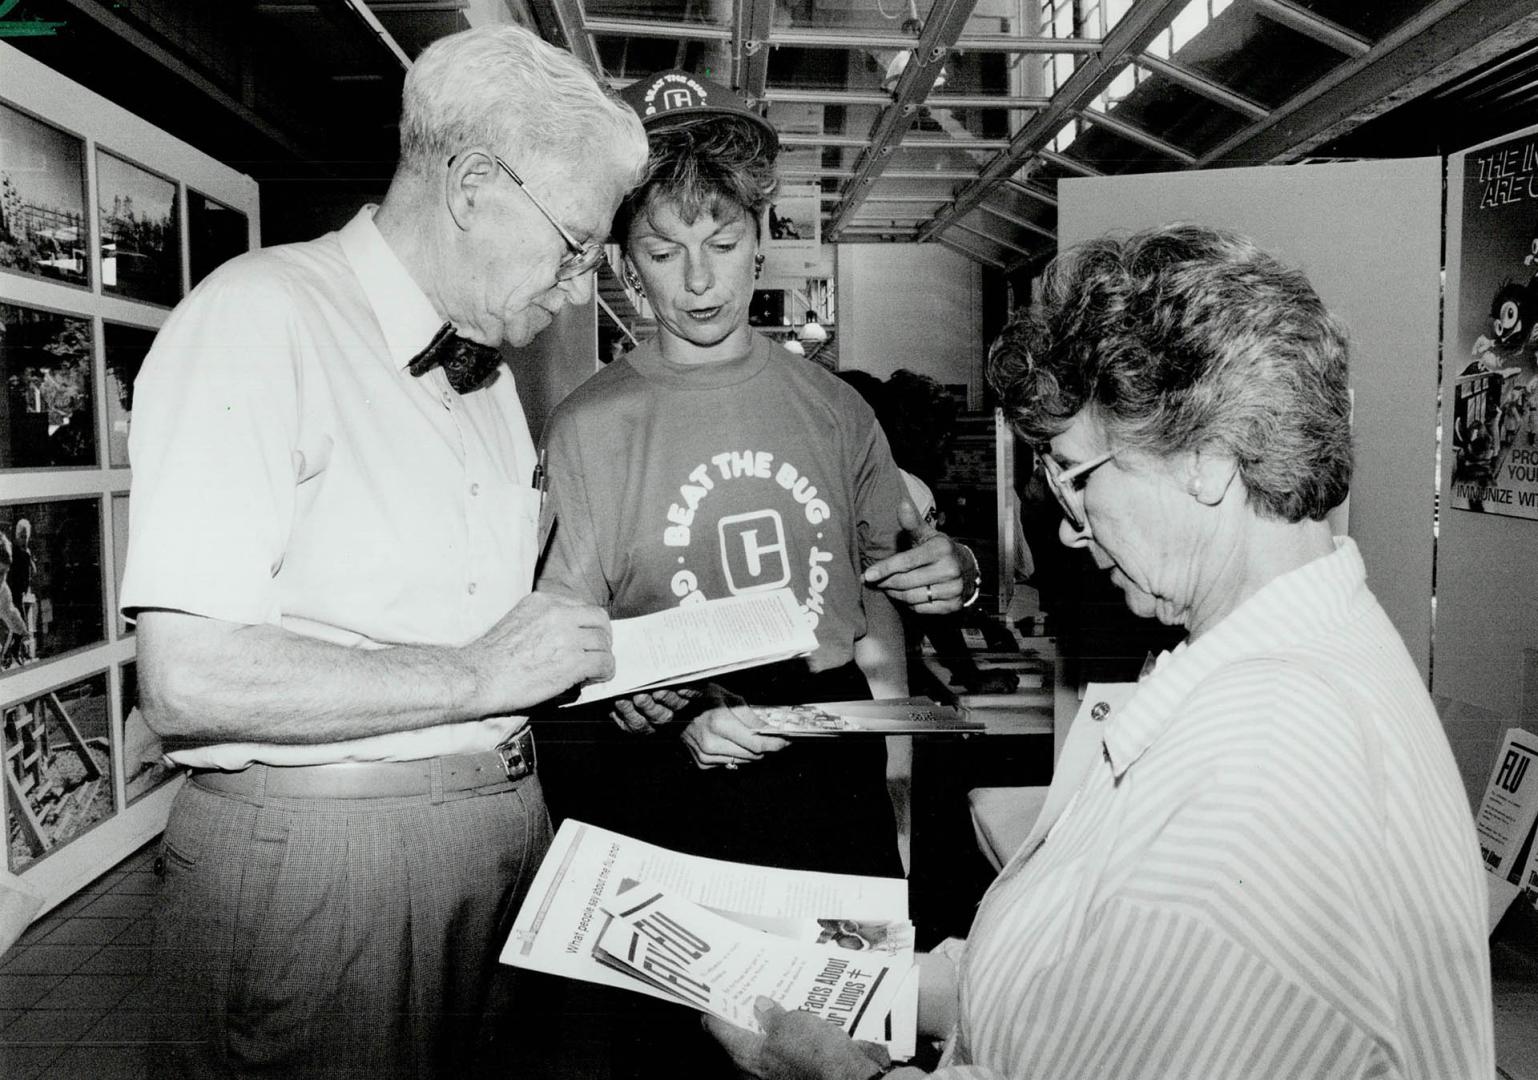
<box><xmin>863</xmin><ymin>500</ymin><xmax>980</xmax><ymax>614</ymax></box>
<box><xmin>608</xmin><ymin>687</ymin><xmax>702</xmax><ymax>734</ymax></box>
<box><xmin>680</xmin><ymin>699</ymin><xmax>789</xmax><ymax>770</ymax></box>
<box><xmin>705</xmin><ymin>998</ymin><xmax>895</xmax><ymax>1079</ymax></box>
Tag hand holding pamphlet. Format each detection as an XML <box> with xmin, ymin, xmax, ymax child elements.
<box><xmin>568</xmin><ymin>588</ymin><xmax>817</xmax><ymax>706</ymax></box>
<box><xmin>753</xmin><ymin>697</ymin><xmax>984</xmax><ymax>736</ymax></box>
<box><xmin>592</xmin><ymin>882</ymin><xmax>906</xmax><ymax>1040</ymax></box>
<box><xmin>500</xmin><ymin>820</ymin><xmax>918</xmax><ymax>1057</ymax></box>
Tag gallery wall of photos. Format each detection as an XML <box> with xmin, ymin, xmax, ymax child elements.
<box><xmin>0</xmin><ymin>42</ymin><xmax>259</xmax><ymax>913</ymax></box>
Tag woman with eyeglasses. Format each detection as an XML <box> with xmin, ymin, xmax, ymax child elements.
<box><xmin>707</xmin><ymin>224</ymin><xmax>1491</xmax><ymax>1080</ymax></box>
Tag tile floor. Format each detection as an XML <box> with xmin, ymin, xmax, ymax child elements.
<box><xmin>0</xmin><ymin>839</ymin><xmax>163</xmax><ymax>1080</ymax></box>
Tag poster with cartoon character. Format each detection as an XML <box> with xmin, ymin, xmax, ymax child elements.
<box><xmin>1449</xmin><ymin>124</ymin><xmax>1538</xmax><ymax>518</ymax></box>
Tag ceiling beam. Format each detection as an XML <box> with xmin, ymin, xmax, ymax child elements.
<box><xmin>950</xmin><ymin>219</ymin><xmax>1034</xmax><ymax>257</ymax></box>
<box><xmin>976</xmin><ymin>201</ymin><xmax>1056</xmax><ymax>240</ymax></box>
<box><xmin>1201</xmin><ymin>0</ymin><xmax>1538</xmax><ymax>167</ymax></box>
<box><xmin>860</xmin><ymin>195</ymin><xmax>954</xmax><ymax>204</ymax></box>
<box><xmin>529</xmin><ymin>0</ymin><xmax>602</xmax><ymax>72</ymax></box>
<box><xmin>765</xmin><ymin>87</ymin><xmax>894</xmax><ymax>107</ymax></box>
<box><xmin>1006</xmin><ymin>177</ymin><xmax>1058</xmax><ymax>208</ymax></box>
<box><xmin>1038</xmin><ymin>149</ymin><xmax>1103</xmax><ymax>176</ymax></box>
<box><xmin>334</xmin><ymin>0</ymin><xmax>411</xmax><ymax>68</ymax></box>
<box><xmin>734</xmin><ymin>0</ymin><xmax>776</xmax><ymax>103</ymax></box>
<box><xmin>1132</xmin><ymin>52</ymin><xmax>1269</xmax><ymax>120</ymax></box>
<box><xmin>880</xmin><ymin>168</ymin><xmax>982</xmax><ymax>181</ymax></box>
<box><xmin>917</xmin><ymin>0</ymin><xmax>1187</xmax><ymax>242</ymax></box>
<box><xmin>779</xmin><ymin>133</ymin><xmax>872</xmax><ymax>148</ymax></box>
<box><xmin>938</xmin><ymin>236</ymin><xmax>1008</xmax><ymax>269</ymax></box>
<box><xmin>1079</xmin><ymin>106</ymin><xmax>1196</xmax><ymax>163</ymax></box>
<box><xmin>826</xmin><ymin>0</ymin><xmax>978</xmax><ymax>240</ymax></box>
<box><xmin>581</xmin><ymin>16</ymin><xmax>731</xmax><ymax>42</ymax></box>
<box><xmin>781</xmin><ymin>167</ymin><xmax>854</xmax><ymax>180</ymax></box>
<box><xmin>927</xmin><ymin>93</ymin><xmax>1051</xmax><ymax>110</ymax></box>
<box><xmin>768</xmin><ymin>27</ymin><xmax>1101</xmax><ymax>53</ymax></box>
<box><xmin>1245</xmin><ymin>0</ymin><xmax>1371</xmax><ymax>57</ymax></box>
<box><xmin>904</xmin><ymin>134</ymin><xmax>1011</xmax><ymax>151</ymax></box>
<box><xmin>763</xmin><ymin>88</ymin><xmax>1051</xmax><ymax>111</ymax></box>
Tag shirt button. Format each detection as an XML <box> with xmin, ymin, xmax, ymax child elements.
<box><xmin>467</xmin><ymin>582</ymin><xmax>478</xmax><ymax>595</ymax></box>
<box><xmin>470</xmin><ymin>482</ymin><xmax>480</xmax><ymax>496</ymax></box>
<box><xmin>441</xmin><ymin>390</ymin><xmax>453</xmax><ymax>408</ymax></box>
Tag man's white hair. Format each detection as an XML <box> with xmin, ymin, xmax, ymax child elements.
<box><xmin>398</xmin><ymin>24</ymin><xmax>647</xmax><ymax>188</ymax></box>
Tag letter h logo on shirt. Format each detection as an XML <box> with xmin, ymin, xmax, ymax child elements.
<box><xmin>718</xmin><ymin>510</ymin><xmax>790</xmax><ymax>593</ymax></box>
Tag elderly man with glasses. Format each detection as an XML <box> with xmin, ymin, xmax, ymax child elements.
<box><xmin>120</xmin><ymin>26</ymin><xmax>647</xmax><ymax>1080</ymax></box>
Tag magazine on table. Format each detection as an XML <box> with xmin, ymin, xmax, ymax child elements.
<box><xmin>500</xmin><ymin>820</ymin><xmax>918</xmax><ymax>1056</ymax></box>
<box><xmin>568</xmin><ymin>588</ymin><xmax>817</xmax><ymax>706</ymax></box>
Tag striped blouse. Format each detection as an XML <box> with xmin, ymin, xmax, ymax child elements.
<box><xmin>936</xmin><ymin>539</ymin><xmax>1492</xmax><ymax>1079</ymax></box>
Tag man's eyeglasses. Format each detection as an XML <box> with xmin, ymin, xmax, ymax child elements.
<box><xmin>491</xmin><ymin>155</ymin><xmax>606</xmax><ymax>282</ymax></box>
<box><xmin>1036</xmin><ymin>448</ymin><xmax>1115</xmax><ymax>533</ymax></box>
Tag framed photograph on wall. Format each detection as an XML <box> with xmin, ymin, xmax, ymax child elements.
<box><xmin>0</xmin><ymin>99</ymin><xmax>90</xmax><ymax>289</ymax></box>
<box><xmin>110</xmin><ymin>492</ymin><xmax>129</xmax><ymax>638</ymax></box>
<box><xmin>118</xmin><ymin>661</ymin><xmax>174</xmax><ymax>806</ymax></box>
<box><xmin>4</xmin><ymin>670</ymin><xmax>117</xmax><ymax>873</ymax></box>
<box><xmin>97</xmin><ymin>148</ymin><xmax>180</xmax><ymax>307</ymax></box>
<box><xmin>1</xmin><ymin>301</ymin><xmax>97</xmax><ymax>470</ymax></box>
<box><xmin>103</xmin><ymin>321</ymin><xmax>156</xmax><ymax>469</ymax></box>
<box><xmin>186</xmin><ymin>189</ymin><xmax>249</xmax><ymax>288</ymax></box>
<box><xmin>0</xmin><ymin>497</ymin><xmax>105</xmax><ymax>677</ymax></box>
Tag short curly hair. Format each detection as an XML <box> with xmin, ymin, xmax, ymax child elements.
<box><xmin>615</xmin><ymin>114</ymin><xmax>779</xmax><ymax>242</ymax></box>
<box><xmin>987</xmin><ymin>224</ymin><xmax>1352</xmax><ymax>523</ymax></box>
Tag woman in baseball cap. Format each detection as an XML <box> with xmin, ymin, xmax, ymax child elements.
<box><xmin>535</xmin><ymin>70</ymin><xmax>914</xmax><ymax>1075</ymax></box>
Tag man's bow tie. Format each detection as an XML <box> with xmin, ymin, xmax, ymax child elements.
<box><xmin>407</xmin><ymin>324</ymin><xmax>503</xmax><ymax>393</ymax></box>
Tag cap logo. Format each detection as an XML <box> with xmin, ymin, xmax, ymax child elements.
<box><xmin>641</xmin><ymin>72</ymin><xmax>710</xmax><ymax>117</ymax></box>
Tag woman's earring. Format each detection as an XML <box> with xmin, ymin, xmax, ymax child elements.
<box><xmin>754</xmin><ymin>253</ymin><xmax>765</xmax><ymax>280</ymax></box>
<box><xmin>623</xmin><ymin>265</ymin><xmax>644</xmax><ymax>295</ymax></box>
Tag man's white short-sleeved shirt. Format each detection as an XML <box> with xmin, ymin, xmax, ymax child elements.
<box><xmin>121</xmin><ymin>207</ymin><xmax>540</xmax><ymax>768</ymax></box>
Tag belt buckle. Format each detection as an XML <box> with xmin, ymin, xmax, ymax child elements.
<box><xmin>495</xmin><ymin>728</ymin><xmax>535</xmax><ymax>782</ymax></box>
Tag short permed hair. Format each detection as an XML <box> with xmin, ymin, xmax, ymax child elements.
<box><xmin>397</xmin><ymin>25</ymin><xmax>647</xmax><ymax>188</ymax></box>
<box><xmin>987</xmin><ymin>223</ymin><xmax>1352</xmax><ymax>523</ymax></box>
<box><xmin>615</xmin><ymin>114</ymin><xmax>779</xmax><ymax>242</ymax></box>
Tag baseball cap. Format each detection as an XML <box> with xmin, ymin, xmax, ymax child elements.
<box><xmin>618</xmin><ymin>69</ymin><xmax>779</xmax><ymax>153</ymax></box>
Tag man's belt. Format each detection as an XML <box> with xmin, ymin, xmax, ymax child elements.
<box><xmin>191</xmin><ymin>727</ymin><xmax>536</xmax><ymax>800</ymax></box>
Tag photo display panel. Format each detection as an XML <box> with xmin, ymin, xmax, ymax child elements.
<box><xmin>96</xmin><ymin>148</ymin><xmax>181</xmax><ymax>307</ymax></box>
<box><xmin>0</xmin><ymin>301</ymin><xmax>97</xmax><ymax>469</ymax></box>
<box><xmin>0</xmin><ymin>99</ymin><xmax>90</xmax><ymax>290</ymax></box>
<box><xmin>4</xmin><ymin>669</ymin><xmax>117</xmax><ymax>873</ymax></box>
<box><xmin>1</xmin><ymin>496</ymin><xmax>106</xmax><ymax>676</ymax></box>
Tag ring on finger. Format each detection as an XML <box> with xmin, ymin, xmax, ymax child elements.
<box><xmin>924</xmin><ymin>584</ymin><xmax>934</xmax><ymax>603</ymax></box>
<box><xmin>725</xmin><ymin>761</ymin><xmax>739</xmax><ymax>771</ymax></box>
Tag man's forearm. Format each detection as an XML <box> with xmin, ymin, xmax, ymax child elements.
<box><xmin>138</xmin><ymin>612</ymin><xmax>486</xmax><ymax>746</ymax></box>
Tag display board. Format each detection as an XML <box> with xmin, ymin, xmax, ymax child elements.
<box><xmin>1057</xmin><ymin>160</ymin><xmax>1443</xmax><ymax>685</ymax></box>
<box><xmin>0</xmin><ymin>41</ymin><xmax>259</xmax><ymax>914</ymax></box>
<box><xmin>1437</xmin><ymin>122</ymin><xmax>1538</xmax><ymax>803</ymax></box>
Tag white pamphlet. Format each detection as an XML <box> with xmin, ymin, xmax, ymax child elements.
<box><xmin>568</xmin><ymin>588</ymin><xmax>817</xmax><ymax>706</ymax></box>
<box><xmin>1474</xmin><ymin>727</ymin><xmax>1538</xmax><ymax>931</ymax></box>
<box><xmin>500</xmin><ymin>820</ymin><xmax>918</xmax><ymax>1056</ymax></box>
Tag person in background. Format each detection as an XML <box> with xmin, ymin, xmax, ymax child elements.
<box><xmin>838</xmin><ymin>368</ymin><xmax>1019</xmax><ymax>698</ymax></box>
<box><xmin>708</xmin><ymin>223</ymin><xmax>1492</xmax><ymax>1079</ymax></box>
<box><xmin>0</xmin><ymin>532</ymin><xmax>30</xmax><ymax>666</ymax></box>
<box><xmin>7</xmin><ymin>518</ymin><xmax>35</xmax><ymax>657</ymax></box>
<box><xmin>535</xmin><ymin>70</ymin><xmax>978</xmax><ymax>1079</ymax></box>
<box><xmin>121</xmin><ymin>26</ymin><xmax>646</xmax><ymax>1079</ymax></box>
